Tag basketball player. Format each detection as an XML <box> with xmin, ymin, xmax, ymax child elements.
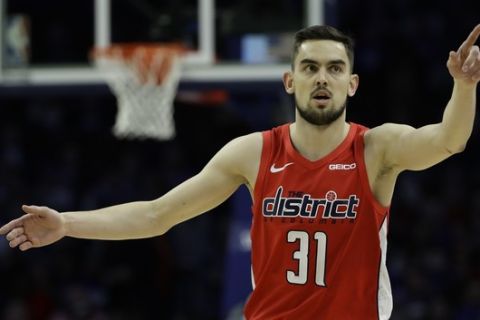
<box><xmin>1</xmin><ymin>24</ymin><xmax>479</xmax><ymax>319</ymax></box>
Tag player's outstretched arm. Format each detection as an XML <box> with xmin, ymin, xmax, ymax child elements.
<box><xmin>367</xmin><ymin>24</ymin><xmax>480</xmax><ymax>172</ymax></box>
<box><xmin>0</xmin><ymin>133</ymin><xmax>262</xmax><ymax>251</ymax></box>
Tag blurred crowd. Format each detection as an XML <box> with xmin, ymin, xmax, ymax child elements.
<box><xmin>0</xmin><ymin>95</ymin><xmax>254</xmax><ymax>319</ymax></box>
<box><xmin>1</xmin><ymin>0</ymin><xmax>480</xmax><ymax>319</ymax></box>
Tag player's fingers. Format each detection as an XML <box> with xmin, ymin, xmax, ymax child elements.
<box><xmin>458</xmin><ymin>24</ymin><xmax>480</xmax><ymax>55</ymax></box>
<box><xmin>5</xmin><ymin>227</ymin><xmax>25</xmax><ymax>241</ymax></box>
<box><xmin>462</xmin><ymin>46</ymin><xmax>480</xmax><ymax>72</ymax></box>
<box><xmin>19</xmin><ymin>241</ymin><xmax>33</xmax><ymax>251</ymax></box>
<box><xmin>472</xmin><ymin>69</ymin><xmax>480</xmax><ymax>82</ymax></box>
<box><xmin>447</xmin><ymin>51</ymin><xmax>460</xmax><ymax>66</ymax></box>
<box><xmin>22</xmin><ymin>205</ymin><xmax>47</xmax><ymax>215</ymax></box>
<box><xmin>0</xmin><ymin>218</ymin><xmax>23</xmax><ymax>235</ymax></box>
<box><xmin>9</xmin><ymin>234</ymin><xmax>28</xmax><ymax>248</ymax></box>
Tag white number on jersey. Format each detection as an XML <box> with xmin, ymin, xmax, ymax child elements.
<box><xmin>287</xmin><ymin>230</ymin><xmax>327</xmax><ymax>286</ymax></box>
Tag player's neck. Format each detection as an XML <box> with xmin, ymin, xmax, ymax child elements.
<box><xmin>289</xmin><ymin>117</ymin><xmax>350</xmax><ymax>162</ymax></box>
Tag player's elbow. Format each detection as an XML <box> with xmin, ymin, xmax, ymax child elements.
<box><xmin>444</xmin><ymin>141</ymin><xmax>467</xmax><ymax>155</ymax></box>
<box><xmin>453</xmin><ymin>144</ymin><xmax>467</xmax><ymax>154</ymax></box>
<box><xmin>437</xmin><ymin>132</ymin><xmax>469</xmax><ymax>155</ymax></box>
<box><xmin>148</xmin><ymin>200</ymin><xmax>174</xmax><ymax>236</ymax></box>
<box><xmin>447</xmin><ymin>138</ymin><xmax>468</xmax><ymax>154</ymax></box>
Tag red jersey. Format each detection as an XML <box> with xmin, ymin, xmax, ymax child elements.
<box><xmin>245</xmin><ymin>123</ymin><xmax>392</xmax><ymax>320</ymax></box>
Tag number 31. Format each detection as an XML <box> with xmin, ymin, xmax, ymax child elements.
<box><xmin>287</xmin><ymin>230</ymin><xmax>327</xmax><ymax>286</ymax></box>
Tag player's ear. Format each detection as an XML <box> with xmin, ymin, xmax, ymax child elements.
<box><xmin>348</xmin><ymin>74</ymin><xmax>359</xmax><ymax>97</ymax></box>
<box><xmin>283</xmin><ymin>71</ymin><xmax>295</xmax><ymax>95</ymax></box>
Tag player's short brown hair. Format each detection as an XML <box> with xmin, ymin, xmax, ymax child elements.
<box><xmin>292</xmin><ymin>25</ymin><xmax>355</xmax><ymax>71</ymax></box>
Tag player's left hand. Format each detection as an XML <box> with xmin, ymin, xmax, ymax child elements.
<box><xmin>447</xmin><ymin>24</ymin><xmax>480</xmax><ymax>85</ymax></box>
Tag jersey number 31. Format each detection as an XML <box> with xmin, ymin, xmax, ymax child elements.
<box><xmin>287</xmin><ymin>230</ymin><xmax>327</xmax><ymax>286</ymax></box>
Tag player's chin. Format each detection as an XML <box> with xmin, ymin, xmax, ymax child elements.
<box><xmin>311</xmin><ymin>98</ymin><xmax>332</xmax><ymax>109</ymax></box>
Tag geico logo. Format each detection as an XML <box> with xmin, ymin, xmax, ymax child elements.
<box><xmin>328</xmin><ymin>163</ymin><xmax>357</xmax><ymax>170</ymax></box>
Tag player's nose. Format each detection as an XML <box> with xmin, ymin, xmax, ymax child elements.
<box><xmin>315</xmin><ymin>69</ymin><xmax>328</xmax><ymax>87</ymax></box>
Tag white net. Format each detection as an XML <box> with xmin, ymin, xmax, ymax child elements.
<box><xmin>95</xmin><ymin>46</ymin><xmax>183</xmax><ymax>140</ymax></box>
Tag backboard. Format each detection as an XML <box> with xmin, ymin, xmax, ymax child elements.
<box><xmin>0</xmin><ymin>0</ymin><xmax>325</xmax><ymax>86</ymax></box>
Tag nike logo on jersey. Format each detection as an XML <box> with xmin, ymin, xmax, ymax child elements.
<box><xmin>270</xmin><ymin>162</ymin><xmax>294</xmax><ymax>173</ymax></box>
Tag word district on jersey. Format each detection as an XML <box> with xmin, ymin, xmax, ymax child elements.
<box><xmin>262</xmin><ymin>186</ymin><xmax>360</xmax><ymax>220</ymax></box>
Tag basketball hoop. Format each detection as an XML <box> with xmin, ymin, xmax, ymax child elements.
<box><xmin>93</xmin><ymin>43</ymin><xmax>186</xmax><ymax>140</ymax></box>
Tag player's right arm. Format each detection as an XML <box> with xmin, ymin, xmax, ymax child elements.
<box><xmin>0</xmin><ymin>132</ymin><xmax>262</xmax><ymax>251</ymax></box>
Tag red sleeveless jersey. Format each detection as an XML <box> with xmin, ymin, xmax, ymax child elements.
<box><xmin>244</xmin><ymin>123</ymin><xmax>392</xmax><ymax>320</ymax></box>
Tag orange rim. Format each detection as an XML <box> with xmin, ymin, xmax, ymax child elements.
<box><xmin>92</xmin><ymin>43</ymin><xmax>188</xmax><ymax>84</ymax></box>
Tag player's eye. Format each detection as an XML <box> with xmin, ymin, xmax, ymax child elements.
<box><xmin>305</xmin><ymin>64</ymin><xmax>318</xmax><ymax>73</ymax></box>
<box><xmin>330</xmin><ymin>65</ymin><xmax>343</xmax><ymax>73</ymax></box>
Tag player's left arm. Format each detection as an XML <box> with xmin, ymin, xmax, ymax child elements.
<box><xmin>370</xmin><ymin>24</ymin><xmax>480</xmax><ymax>172</ymax></box>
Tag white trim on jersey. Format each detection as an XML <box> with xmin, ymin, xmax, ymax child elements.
<box><xmin>378</xmin><ymin>218</ymin><xmax>393</xmax><ymax>319</ymax></box>
<box><xmin>251</xmin><ymin>265</ymin><xmax>256</xmax><ymax>290</ymax></box>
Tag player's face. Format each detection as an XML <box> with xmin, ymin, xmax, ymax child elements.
<box><xmin>283</xmin><ymin>40</ymin><xmax>359</xmax><ymax>126</ymax></box>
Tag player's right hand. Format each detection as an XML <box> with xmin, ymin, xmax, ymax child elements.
<box><xmin>447</xmin><ymin>24</ymin><xmax>480</xmax><ymax>84</ymax></box>
<box><xmin>0</xmin><ymin>205</ymin><xmax>66</xmax><ymax>251</ymax></box>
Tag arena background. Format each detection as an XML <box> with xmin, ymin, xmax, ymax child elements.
<box><xmin>0</xmin><ymin>0</ymin><xmax>480</xmax><ymax>319</ymax></box>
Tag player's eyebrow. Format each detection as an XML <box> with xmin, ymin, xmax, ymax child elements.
<box><xmin>299</xmin><ymin>58</ymin><xmax>320</xmax><ymax>66</ymax></box>
<box><xmin>299</xmin><ymin>58</ymin><xmax>347</xmax><ymax>67</ymax></box>
<box><xmin>328</xmin><ymin>59</ymin><xmax>347</xmax><ymax>67</ymax></box>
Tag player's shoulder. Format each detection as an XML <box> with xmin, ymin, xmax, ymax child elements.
<box><xmin>364</xmin><ymin>122</ymin><xmax>415</xmax><ymax>146</ymax></box>
<box><xmin>212</xmin><ymin>132</ymin><xmax>263</xmax><ymax>183</ymax></box>
<box><xmin>224</xmin><ymin>132</ymin><xmax>263</xmax><ymax>152</ymax></box>
<box><xmin>215</xmin><ymin>132</ymin><xmax>263</xmax><ymax>164</ymax></box>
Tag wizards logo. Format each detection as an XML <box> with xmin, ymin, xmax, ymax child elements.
<box><xmin>262</xmin><ymin>186</ymin><xmax>359</xmax><ymax>219</ymax></box>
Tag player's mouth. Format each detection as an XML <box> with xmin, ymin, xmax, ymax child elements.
<box><xmin>311</xmin><ymin>89</ymin><xmax>332</xmax><ymax>107</ymax></box>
